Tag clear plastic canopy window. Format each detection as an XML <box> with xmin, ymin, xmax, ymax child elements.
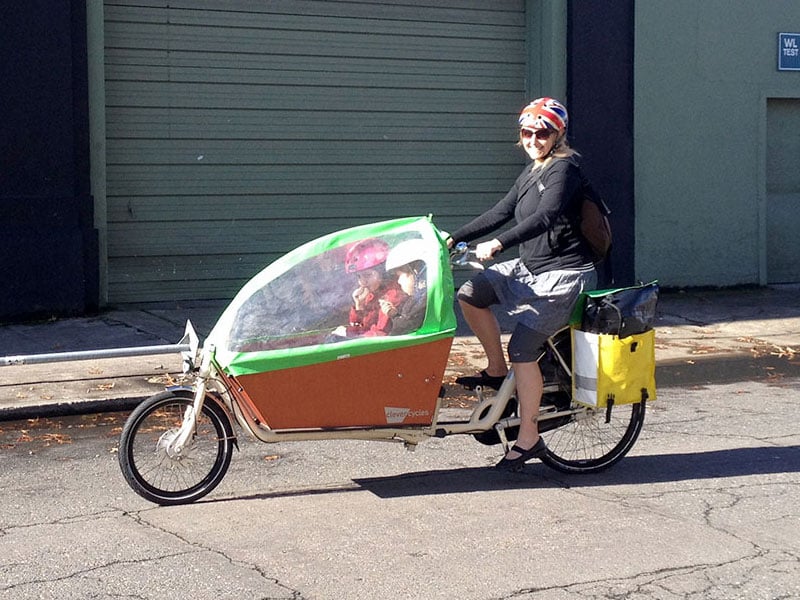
<box><xmin>207</xmin><ymin>216</ymin><xmax>456</xmax><ymax>376</ymax></box>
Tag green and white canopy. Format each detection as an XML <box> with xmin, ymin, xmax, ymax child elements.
<box><xmin>207</xmin><ymin>216</ymin><xmax>456</xmax><ymax>376</ymax></box>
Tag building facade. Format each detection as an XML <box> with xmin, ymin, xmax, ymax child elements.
<box><xmin>2</xmin><ymin>1</ymin><xmax>798</xmax><ymax>319</ymax></box>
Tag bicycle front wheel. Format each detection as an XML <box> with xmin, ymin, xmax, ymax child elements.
<box><xmin>540</xmin><ymin>400</ymin><xmax>646</xmax><ymax>474</ymax></box>
<box><xmin>118</xmin><ymin>391</ymin><xmax>235</xmax><ymax>505</ymax></box>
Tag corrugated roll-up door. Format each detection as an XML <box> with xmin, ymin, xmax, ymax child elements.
<box><xmin>103</xmin><ymin>0</ymin><xmax>527</xmax><ymax>303</ymax></box>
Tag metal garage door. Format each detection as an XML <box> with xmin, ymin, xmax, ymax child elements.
<box><xmin>103</xmin><ymin>0</ymin><xmax>527</xmax><ymax>303</ymax></box>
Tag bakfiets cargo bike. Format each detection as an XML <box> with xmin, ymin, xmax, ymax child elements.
<box><xmin>118</xmin><ymin>216</ymin><xmax>658</xmax><ymax>505</ymax></box>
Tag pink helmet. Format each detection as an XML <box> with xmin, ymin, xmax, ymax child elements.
<box><xmin>344</xmin><ymin>238</ymin><xmax>389</xmax><ymax>273</ymax></box>
<box><xmin>518</xmin><ymin>97</ymin><xmax>568</xmax><ymax>132</ymax></box>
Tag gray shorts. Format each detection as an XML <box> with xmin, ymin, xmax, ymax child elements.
<box><xmin>458</xmin><ymin>259</ymin><xmax>597</xmax><ymax>362</ymax></box>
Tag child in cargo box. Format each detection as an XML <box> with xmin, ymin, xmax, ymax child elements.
<box><xmin>334</xmin><ymin>238</ymin><xmax>407</xmax><ymax>337</ymax></box>
<box><xmin>380</xmin><ymin>238</ymin><xmax>429</xmax><ymax>335</ymax></box>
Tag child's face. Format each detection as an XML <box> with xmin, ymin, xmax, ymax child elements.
<box><xmin>396</xmin><ymin>269</ymin><xmax>415</xmax><ymax>295</ymax></box>
<box><xmin>357</xmin><ymin>268</ymin><xmax>382</xmax><ymax>292</ymax></box>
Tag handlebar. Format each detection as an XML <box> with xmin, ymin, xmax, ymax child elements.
<box><xmin>449</xmin><ymin>242</ymin><xmax>485</xmax><ymax>271</ymax></box>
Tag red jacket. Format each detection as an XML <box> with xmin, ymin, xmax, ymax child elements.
<box><xmin>347</xmin><ymin>281</ymin><xmax>408</xmax><ymax>337</ymax></box>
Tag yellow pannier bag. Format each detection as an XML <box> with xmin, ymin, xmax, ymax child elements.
<box><xmin>572</xmin><ymin>328</ymin><xmax>656</xmax><ymax>408</ymax></box>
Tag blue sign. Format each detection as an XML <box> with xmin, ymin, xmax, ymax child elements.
<box><xmin>779</xmin><ymin>33</ymin><xmax>800</xmax><ymax>71</ymax></box>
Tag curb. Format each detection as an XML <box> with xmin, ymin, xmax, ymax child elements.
<box><xmin>0</xmin><ymin>396</ymin><xmax>145</xmax><ymax>422</ymax></box>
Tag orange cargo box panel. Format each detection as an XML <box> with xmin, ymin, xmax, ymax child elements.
<box><xmin>233</xmin><ymin>338</ymin><xmax>452</xmax><ymax>429</ymax></box>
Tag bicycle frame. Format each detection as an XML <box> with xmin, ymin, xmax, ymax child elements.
<box><xmin>169</xmin><ymin>327</ymin><xmax>581</xmax><ymax>456</ymax></box>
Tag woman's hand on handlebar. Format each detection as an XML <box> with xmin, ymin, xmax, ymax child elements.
<box><xmin>449</xmin><ymin>242</ymin><xmax>485</xmax><ymax>271</ymax></box>
<box><xmin>475</xmin><ymin>239</ymin><xmax>503</xmax><ymax>261</ymax></box>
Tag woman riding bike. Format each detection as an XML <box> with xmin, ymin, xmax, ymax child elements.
<box><xmin>447</xmin><ymin>98</ymin><xmax>598</xmax><ymax>470</ymax></box>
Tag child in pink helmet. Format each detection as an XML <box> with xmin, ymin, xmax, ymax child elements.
<box><xmin>341</xmin><ymin>238</ymin><xmax>408</xmax><ymax>337</ymax></box>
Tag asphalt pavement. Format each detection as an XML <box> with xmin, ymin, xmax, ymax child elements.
<box><xmin>2</xmin><ymin>285</ymin><xmax>800</xmax><ymax>420</ymax></box>
<box><xmin>3</xmin><ymin>285</ymin><xmax>800</xmax><ymax>599</ymax></box>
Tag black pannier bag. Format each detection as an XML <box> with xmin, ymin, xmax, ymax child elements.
<box><xmin>579</xmin><ymin>281</ymin><xmax>659</xmax><ymax>338</ymax></box>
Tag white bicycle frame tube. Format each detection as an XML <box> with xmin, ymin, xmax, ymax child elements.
<box><xmin>169</xmin><ymin>344</ymin><xmax>214</xmax><ymax>455</ymax></box>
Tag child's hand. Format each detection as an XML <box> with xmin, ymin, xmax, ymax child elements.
<box><xmin>352</xmin><ymin>286</ymin><xmax>369</xmax><ymax>310</ymax></box>
<box><xmin>379</xmin><ymin>299</ymin><xmax>398</xmax><ymax>317</ymax></box>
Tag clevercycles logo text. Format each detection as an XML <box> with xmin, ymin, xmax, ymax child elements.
<box><xmin>384</xmin><ymin>407</ymin><xmax>431</xmax><ymax>424</ymax></box>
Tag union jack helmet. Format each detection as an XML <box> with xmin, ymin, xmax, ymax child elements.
<box><xmin>518</xmin><ymin>97</ymin><xmax>568</xmax><ymax>131</ymax></box>
<box><xmin>345</xmin><ymin>238</ymin><xmax>389</xmax><ymax>273</ymax></box>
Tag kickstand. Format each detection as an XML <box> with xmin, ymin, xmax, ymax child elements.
<box><xmin>605</xmin><ymin>396</ymin><xmax>614</xmax><ymax>424</ymax></box>
<box><xmin>496</xmin><ymin>422</ymin><xmax>510</xmax><ymax>453</ymax></box>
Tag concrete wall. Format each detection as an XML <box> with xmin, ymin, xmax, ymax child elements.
<box><xmin>634</xmin><ymin>0</ymin><xmax>800</xmax><ymax>286</ymax></box>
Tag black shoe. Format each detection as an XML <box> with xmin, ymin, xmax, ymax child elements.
<box><xmin>495</xmin><ymin>438</ymin><xmax>547</xmax><ymax>471</ymax></box>
<box><xmin>455</xmin><ymin>370</ymin><xmax>507</xmax><ymax>391</ymax></box>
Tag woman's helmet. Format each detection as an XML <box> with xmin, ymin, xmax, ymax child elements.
<box><xmin>344</xmin><ymin>238</ymin><xmax>389</xmax><ymax>273</ymax></box>
<box><xmin>385</xmin><ymin>238</ymin><xmax>429</xmax><ymax>273</ymax></box>
<box><xmin>518</xmin><ymin>97</ymin><xmax>568</xmax><ymax>132</ymax></box>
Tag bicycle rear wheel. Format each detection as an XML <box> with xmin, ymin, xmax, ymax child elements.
<box><xmin>119</xmin><ymin>391</ymin><xmax>235</xmax><ymax>505</ymax></box>
<box><xmin>540</xmin><ymin>401</ymin><xmax>645</xmax><ymax>473</ymax></box>
<box><xmin>538</xmin><ymin>329</ymin><xmax>647</xmax><ymax>474</ymax></box>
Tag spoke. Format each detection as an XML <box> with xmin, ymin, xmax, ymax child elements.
<box><xmin>130</xmin><ymin>402</ymin><xmax>222</xmax><ymax>493</ymax></box>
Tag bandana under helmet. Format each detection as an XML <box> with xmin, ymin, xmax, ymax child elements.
<box><xmin>518</xmin><ymin>97</ymin><xmax>568</xmax><ymax>132</ymax></box>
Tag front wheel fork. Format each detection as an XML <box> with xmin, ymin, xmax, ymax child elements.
<box><xmin>168</xmin><ymin>347</ymin><xmax>215</xmax><ymax>455</ymax></box>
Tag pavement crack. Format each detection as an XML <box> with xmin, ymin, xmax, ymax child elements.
<box><xmin>490</xmin><ymin>563</ymin><xmax>712</xmax><ymax>599</ymax></box>
<box><xmin>658</xmin><ymin>310</ymin><xmax>709</xmax><ymax>327</ymax></box>
<box><xmin>122</xmin><ymin>508</ymin><xmax>306</xmax><ymax>599</ymax></box>
<box><xmin>1</xmin><ymin>549</ymin><xmax>200</xmax><ymax>594</ymax></box>
<box><xmin>491</xmin><ymin>550</ymin><xmax>788</xmax><ymax>599</ymax></box>
<box><xmin>2</xmin><ymin>508</ymin><xmax>124</xmax><ymax>532</ymax></box>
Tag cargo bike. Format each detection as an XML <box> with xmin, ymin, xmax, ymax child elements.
<box><xmin>118</xmin><ymin>216</ymin><xmax>657</xmax><ymax>505</ymax></box>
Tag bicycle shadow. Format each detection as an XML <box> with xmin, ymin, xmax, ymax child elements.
<box><xmin>206</xmin><ymin>445</ymin><xmax>799</xmax><ymax>504</ymax></box>
<box><xmin>351</xmin><ymin>444</ymin><xmax>800</xmax><ymax>499</ymax></box>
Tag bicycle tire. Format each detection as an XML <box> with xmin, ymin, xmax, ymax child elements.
<box><xmin>118</xmin><ymin>391</ymin><xmax>235</xmax><ymax>505</ymax></box>
<box><xmin>540</xmin><ymin>401</ymin><xmax>646</xmax><ymax>473</ymax></box>
<box><xmin>538</xmin><ymin>329</ymin><xmax>647</xmax><ymax>474</ymax></box>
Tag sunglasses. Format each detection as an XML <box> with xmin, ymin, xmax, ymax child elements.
<box><xmin>520</xmin><ymin>128</ymin><xmax>555</xmax><ymax>140</ymax></box>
